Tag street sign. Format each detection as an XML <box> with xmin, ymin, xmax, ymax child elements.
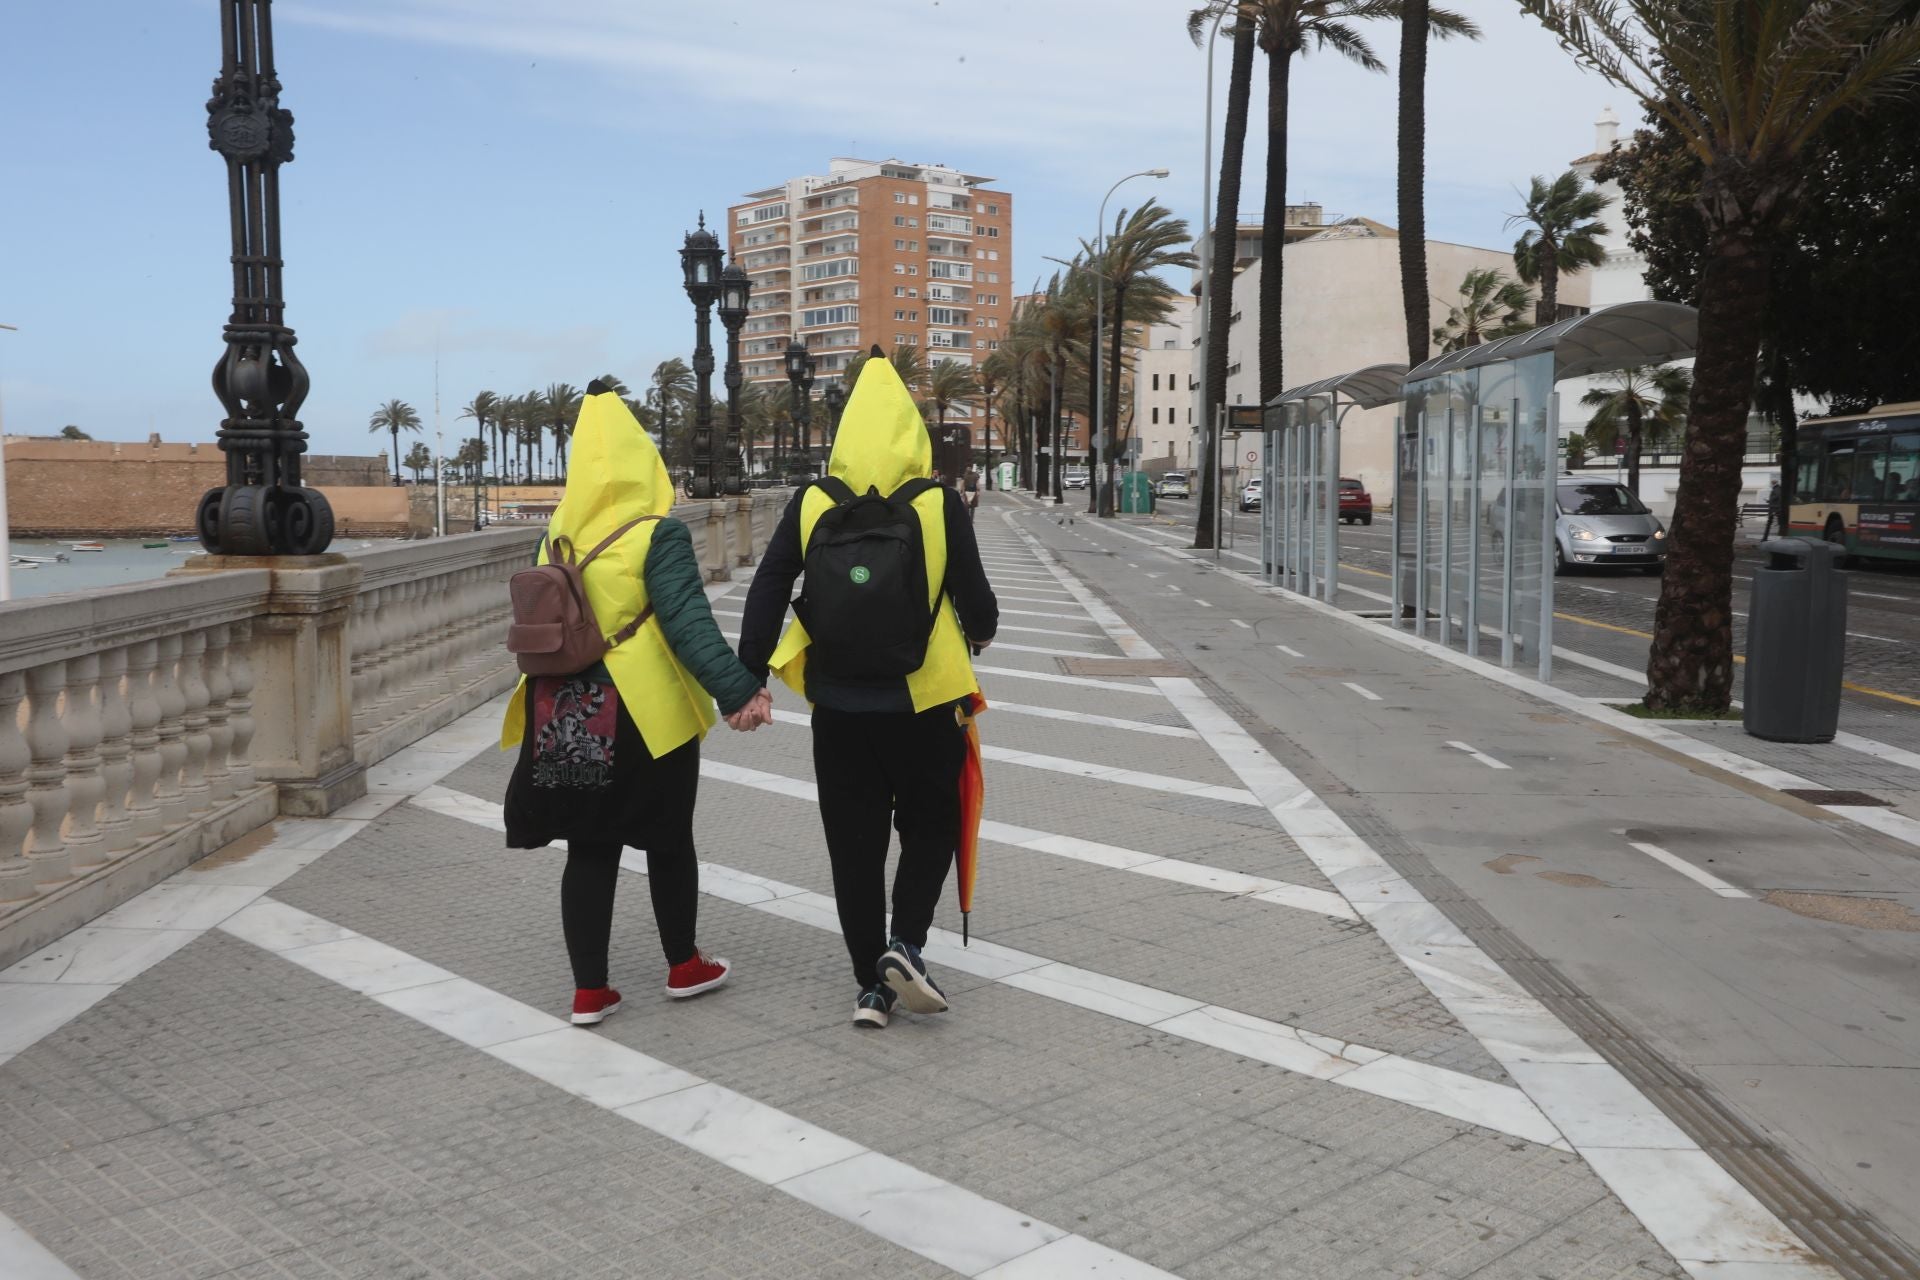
<box><xmin>1246</xmin><ymin>450</ymin><xmax>1258</xmax><ymax>463</ymax></box>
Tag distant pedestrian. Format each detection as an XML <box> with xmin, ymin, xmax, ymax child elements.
<box><xmin>963</xmin><ymin>467</ymin><xmax>980</xmax><ymax>520</ymax></box>
<box><xmin>501</xmin><ymin>384</ymin><xmax>771</xmax><ymax>1028</ymax></box>
<box><xmin>1763</xmin><ymin>479</ymin><xmax>1783</xmax><ymax>539</ymax></box>
<box><xmin>736</xmin><ymin>351</ymin><xmax>998</xmax><ymax>1029</ymax></box>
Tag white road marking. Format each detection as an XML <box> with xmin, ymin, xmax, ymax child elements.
<box><xmin>1854</xmin><ymin>591</ymin><xmax>1911</xmax><ymax>602</ymax></box>
<box><xmin>1342</xmin><ymin>683</ymin><xmax>1383</xmax><ymax>702</ymax></box>
<box><xmin>223</xmin><ymin>898</ymin><xmax>1157</xmax><ymax>1279</ymax></box>
<box><xmin>1445</xmin><ymin>741</ymin><xmax>1513</xmax><ymax>771</ymax></box>
<box><xmin>1276</xmin><ymin>645</ymin><xmax>1304</xmax><ymax>658</ymax></box>
<box><xmin>996</xmin><ymin>622</ymin><xmax>1107</xmax><ymax>640</ymax></box>
<box><xmin>1002</xmin><ymin>606</ymin><xmax>1096</xmax><ymax>621</ymax></box>
<box><xmin>1621</xmin><ymin>836</ymin><xmax>1752</xmax><ymax>900</ymax></box>
<box><xmin>984</xmin><ymin>641</ymin><xmax>1124</xmax><ymax>660</ymax></box>
<box><xmin>1231</xmin><ymin>619</ymin><xmax>1251</xmax><ymax>630</ymax></box>
<box><xmin>986</xmin><ymin>701</ymin><xmax>1202</xmax><ymax>739</ymax></box>
<box><xmin>1831</xmin><ymin>731</ymin><xmax>1920</xmax><ymax>778</ymax></box>
<box><xmin>973</xmin><ymin>665</ymin><xmax>1167</xmax><ymax>695</ymax></box>
<box><xmin>1195</xmin><ymin>599</ymin><xmax>1214</xmax><ymax>608</ymax></box>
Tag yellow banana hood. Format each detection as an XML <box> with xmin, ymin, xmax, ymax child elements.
<box><xmin>546</xmin><ymin>390</ymin><xmax>674</xmax><ymax>550</ymax></box>
<box><xmin>827</xmin><ymin>354</ymin><xmax>931</xmax><ymax>497</ymax></box>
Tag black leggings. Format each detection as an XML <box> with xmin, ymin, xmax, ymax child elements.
<box><xmin>812</xmin><ymin>704</ymin><xmax>966</xmax><ymax>990</ymax></box>
<box><xmin>559</xmin><ymin>744</ymin><xmax>702</xmax><ymax>989</ymax></box>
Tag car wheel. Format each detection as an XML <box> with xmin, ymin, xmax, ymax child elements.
<box><xmin>1552</xmin><ymin>543</ymin><xmax>1567</xmax><ymax>576</ymax></box>
<box><xmin>1361</xmin><ymin>515</ymin><xmax>1372</xmax><ymax>527</ymax></box>
<box><xmin>1822</xmin><ymin>514</ymin><xmax>1855</xmax><ymax>566</ymax></box>
<box><xmin>1641</xmin><ymin>562</ymin><xmax>1663</xmax><ymax>576</ymax></box>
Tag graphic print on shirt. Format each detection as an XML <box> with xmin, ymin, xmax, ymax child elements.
<box><xmin>531</xmin><ymin>677</ymin><xmax>618</xmax><ymax>789</ymax></box>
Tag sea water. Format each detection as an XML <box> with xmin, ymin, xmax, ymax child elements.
<box><xmin>4</xmin><ymin>538</ymin><xmax>406</xmax><ymax>602</ymax></box>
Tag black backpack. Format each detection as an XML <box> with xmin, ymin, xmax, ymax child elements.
<box><xmin>793</xmin><ymin>476</ymin><xmax>945</xmax><ymax>679</ymax></box>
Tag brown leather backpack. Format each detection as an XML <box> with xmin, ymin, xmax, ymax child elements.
<box><xmin>506</xmin><ymin>516</ymin><xmax>662</xmax><ymax>676</ymax></box>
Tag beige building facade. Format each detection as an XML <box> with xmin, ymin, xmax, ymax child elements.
<box><xmin>1208</xmin><ymin>222</ymin><xmax>1591</xmax><ymax>504</ymax></box>
<box><xmin>727</xmin><ymin>158</ymin><xmax>1015</xmax><ymax>430</ymax></box>
<box><xmin>1129</xmin><ymin>295</ymin><xmax>1200</xmax><ymax>473</ymax></box>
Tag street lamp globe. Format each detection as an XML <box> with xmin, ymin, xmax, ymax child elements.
<box><xmin>800</xmin><ymin>351</ymin><xmax>815</xmax><ymax>394</ymax></box>
<box><xmin>680</xmin><ymin>213</ymin><xmax>723</xmax><ymax>307</ymax></box>
<box><xmin>784</xmin><ymin>339</ymin><xmax>808</xmax><ymax>383</ymax></box>
<box><xmin>718</xmin><ymin>262</ymin><xmax>751</xmax><ymax>326</ymax></box>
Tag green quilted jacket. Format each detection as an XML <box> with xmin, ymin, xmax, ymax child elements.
<box><xmin>638</xmin><ymin>518</ymin><xmax>760</xmax><ymax>717</ymax></box>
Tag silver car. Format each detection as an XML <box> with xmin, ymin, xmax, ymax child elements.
<box><xmin>1555</xmin><ymin>478</ymin><xmax>1666</xmax><ymax>575</ymax></box>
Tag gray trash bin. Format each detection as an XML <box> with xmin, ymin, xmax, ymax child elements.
<box><xmin>1743</xmin><ymin>538</ymin><xmax>1848</xmax><ymax>743</ymax></box>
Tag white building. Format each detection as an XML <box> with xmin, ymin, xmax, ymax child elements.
<box><xmin>1129</xmin><ymin>296</ymin><xmax>1200</xmax><ymax>472</ymax></box>
<box><xmin>1201</xmin><ymin>220</ymin><xmax>1584</xmax><ymax>504</ymax></box>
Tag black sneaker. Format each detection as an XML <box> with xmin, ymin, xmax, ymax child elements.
<box><xmin>853</xmin><ymin>984</ymin><xmax>896</xmax><ymax>1029</ymax></box>
<box><xmin>877</xmin><ymin>937</ymin><xmax>949</xmax><ymax>1015</ymax></box>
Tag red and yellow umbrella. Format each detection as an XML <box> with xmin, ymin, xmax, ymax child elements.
<box><xmin>956</xmin><ymin>691</ymin><xmax>987</xmax><ymax>944</ymax></box>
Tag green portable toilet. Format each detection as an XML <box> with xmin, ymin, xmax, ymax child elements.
<box><xmin>1118</xmin><ymin>471</ymin><xmax>1156</xmax><ymax>514</ymax></box>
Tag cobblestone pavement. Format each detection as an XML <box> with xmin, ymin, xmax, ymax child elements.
<box><xmin>0</xmin><ymin>496</ymin><xmax>1842</xmax><ymax>1277</ymax></box>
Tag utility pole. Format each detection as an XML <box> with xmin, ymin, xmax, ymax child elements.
<box><xmin>434</xmin><ymin>344</ymin><xmax>445</xmax><ymax>537</ymax></box>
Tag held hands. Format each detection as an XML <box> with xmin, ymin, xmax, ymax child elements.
<box><xmin>725</xmin><ymin>688</ymin><xmax>774</xmax><ymax>732</ymax></box>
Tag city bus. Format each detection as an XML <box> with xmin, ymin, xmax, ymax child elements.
<box><xmin>1788</xmin><ymin>402</ymin><xmax>1920</xmax><ymax>563</ymax></box>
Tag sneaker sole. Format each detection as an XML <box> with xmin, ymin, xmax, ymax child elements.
<box><xmin>852</xmin><ymin>1006</ymin><xmax>890</xmax><ymax>1029</ymax></box>
<box><xmin>570</xmin><ymin>1000</ymin><xmax>621</xmax><ymax>1026</ymax></box>
<box><xmin>666</xmin><ymin>965</ymin><xmax>731</xmax><ymax>1000</ymax></box>
<box><xmin>878</xmin><ymin>956</ymin><xmax>949</xmax><ymax>1014</ymax></box>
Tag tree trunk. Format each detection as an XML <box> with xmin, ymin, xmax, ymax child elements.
<box><xmin>390</xmin><ymin>430</ymin><xmax>401</xmax><ymax>483</ymax></box>
<box><xmin>1259</xmin><ymin>46</ymin><xmax>1290</xmax><ymax>405</ymax></box>
<box><xmin>1535</xmin><ymin>236</ymin><xmax>1559</xmax><ymax>327</ymax></box>
<box><xmin>1645</xmin><ymin>222</ymin><xmax>1772</xmax><ymax>712</ymax></box>
<box><xmin>1048</xmin><ymin>350</ymin><xmax>1064</xmax><ymax>502</ymax></box>
<box><xmin>1769</xmin><ymin>341</ymin><xmax>1796</xmax><ymax>537</ymax></box>
<box><xmin>1397</xmin><ymin>0</ymin><xmax>1431</xmax><ymax>368</ymax></box>
<box><xmin>1197</xmin><ymin>16</ymin><xmax>1256</xmax><ymax>549</ymax></box>
<box><xmin>1626</xmin><ymin>397</ymin><xmax>1643</xmax><ymax>497</ymax></box>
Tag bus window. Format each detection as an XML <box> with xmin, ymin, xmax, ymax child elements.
<box><xmin>1886</xmin><ymin>433</ymin><xmax>1920</xmax><ymax>502</ymax></box>
<box><xmin>1824</xmin><ymin>442</ymin><xmax>1856</xmax><ymax>500</ymax></box>
<box><xmin>1794</xmin><ymin>441</ymin><xmax>1820</xmax><ymax>502</ymax></box>
<box><xmin>1851</xmin><ymin>436</ymin><xmax>1890</xmax><ymax>502</ymax></box>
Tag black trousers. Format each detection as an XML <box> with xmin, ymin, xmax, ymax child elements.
<box><xmin>558</xmin><ymin>739</ymin><xmax>701</xmax><ymax>989</ymax></box>
<box><xmin>812</xmin><ymin>703</ymin><xmax>967</xmax><ymax>990</ymax></box>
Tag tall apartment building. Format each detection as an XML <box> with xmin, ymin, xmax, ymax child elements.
<box><xmin>1131</xmin><ymin>295</ymin><xmax>1200</xmax><ymax>473</ymax></box>
<box><xmin>727</xmin><ymin>158</ymin><xmax>1016</xmax><ymax>424</ymax></box>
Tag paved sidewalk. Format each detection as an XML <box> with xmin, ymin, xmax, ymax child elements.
<box><xmin>0</xmin><ymin>493</ymin><xmax>1894</xmax><ymax>1278</ymax></box>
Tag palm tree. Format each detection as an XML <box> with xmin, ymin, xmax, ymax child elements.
<box><xmin>1580</xmin><ymin>364</ymin><xmax>1691</xmax><ymax>496</ymax></box>
<box><xmin>459</xmin><ymin>391</ymin><xmax>498</xmax><ymax>482</ymax></box>
<box><xmin>1032</xmin><ymin>269</ymin><xmax>1093</xmax><ymax>501</ymax></box>
<box><xmin>1508</xmin><ymin>170</ymin><xmax>1609</xmax><ymax>326</ymax></box>
<box><xmin>1432</xmin><ymin>268</ymin><xmax>1533</xmax><ymax>353</ymax></box>
<box><xmin>368</xmin><ymin>399</ymin><xmax>422</xmax><ymax>483</ymax></box>
<box><xmin>523</xmin><ymin>388</ymin><xmax>547</xmax><ymax>480</ymax></box>
<box><xmin>647</xmin><ymin>358</ymin><xmax>696</xmax><ymax>466</ymax></box>
<box><xmin>593</xmin><ymin>373</ymin><xmax>630</xmax><ymax>398</ymax></box>
<box><xmin>1398</xmin><ymin>0</ymin><xmax>1482</xmax><ymax>367</ymax></box>
<box><xmin>1085</xmin><ymin>200</ymin><xmax>1198</xmax><ymax>513</ymax></box>
<box><xmin>1189</xmin><ymin>2</ymin><xmax>1257</xmax><ymax>546</ymax></box>
<box><xmin>1522</xmin><ymin>0</ymin><xmax>1920</xmax><ymax>712</ymax></box>
<box><xmin>544</xmin><ymin>383</ymin><xmax>582</xmax><ymax>478</ymax></box>
<box><xmin>922</xmin><ymin>359</ymin><xmax>982</xmax><ymax>434</ymax></box>
<box><xmin>1239</xmin><ymin>0</ymin><xmax>1476</xmax><ymax>405</ymax></box>
<box><xmin>844</xmin><ymin>344</ymin><xmax>927</xmax><ymax>392</ymax></box>
<box><xmin>403</xmin><ymin>440</ymin><xmax>432</xmax><ymax>484</ymax></box>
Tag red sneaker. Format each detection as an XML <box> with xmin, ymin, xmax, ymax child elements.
<box><xmin>666</xmin><ymin>950</ymin><xmax>731</xmax><ymax>999</ymax></box>
<box><xmin>571</xmin><ymin>986</ymin><xmax>622</xmax><ymax>1026</ymax></box>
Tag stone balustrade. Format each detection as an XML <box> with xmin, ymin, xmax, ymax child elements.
<box><xmin>0</xmin><ymin>487</ymin><xmax>792</xmax><ymax>966</ymax></box>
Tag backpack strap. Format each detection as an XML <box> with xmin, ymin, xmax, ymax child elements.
<box><xmin>813</xmin><ymin>475</ymin><xmax>857</xmax><ymax>506</ymax></box>
<box><xmin>888</xmin><ymin>477</ymin><xmax>943</xmax><ymax>504</ymax></box>
<box><xmin>606</xmin><ymin>603</ymin><xmax>655</xmax><ymax>648</ymax></box>
<box><xmin>577</xmin><ymin>514</ymin><xmax>663</xmax><ymax>570</ymax></box>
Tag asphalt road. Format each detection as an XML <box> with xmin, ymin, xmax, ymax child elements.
<box><xmin>1147</xmin><ymin>498</ymin><xmax>1920</xmax><ymax>734</ymax></box>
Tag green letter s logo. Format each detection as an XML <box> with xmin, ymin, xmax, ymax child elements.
<box><xmin>850</xmin><ymin>565</ymin><xmax>871</xmax><ymax>584</ymax></box>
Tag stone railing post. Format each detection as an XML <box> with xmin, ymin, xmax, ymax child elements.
<box><xmin>0</xmin><ymin>673</ymin><xmax>33</xmax><ymax>905</ymax></box>
<box><xmin>124</xmin><ymin>640</ymin><xmax>164</xmax><ymax>843</ymax></box>
<box><xmin>24</xmin><ymin>662</ymin><xmax>73</xmax><ymax>888</ymax></box>
<box><xmin>203</xmin><ymin>624</ymin><xmax>236</xmax><ymax>803</ymax></box>
<box><xmin>152</xmin><ymin>635</ymin><xmax>189</xmax><ymax>828</ymax></box>
<box><xmin>60</xmin><ymin>653</ymin><xmax>108</xmax><ymax>872</ymax></box>
<box><xmin>227</xmin><ymin>620</ymin><xmax>257</xmax><ymax>794</ymax></box>
<box><xmin>178</xmin><ymin>629</ymin><xmax>213</xmax><ymax>816</ymax></box>
<box><xmin>97</xmin><ymin>646</ymin><xmax>136</xmax><ymax>856</ymax></box>
<box><xmin>733</xmin><ymin>495</ymin><xmax>754</xmax><ymax>567</ymax></box>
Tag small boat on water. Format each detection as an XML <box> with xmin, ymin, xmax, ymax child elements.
<box><xmin>68</xmin><ymin>541</ymin><xmax>106</xmax><ymax>553</ymax></box>
<box><xmin>169</xmin><ymin>535</ymin><xmax>199</xmax><ymax>543</ymax></box>
<box><xmin>9</xmin><ymin>557</ymin><xmax>39</xmax><ymax>570</ymax></box>
<box><xmin>10</xmin><ymin>553</ymin><xmax>68</xmax><ymax>564</ymax></box>
<box><xmin>143</xmin><ymin>541</ymin><xmax>170</xmax><ymax>550</ymax></box>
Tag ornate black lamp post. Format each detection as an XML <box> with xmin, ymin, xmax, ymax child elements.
<box><xmin>822</xmin><ymin>381</ymin><xmax>847</xmax><ymax>454</ymax></box>
<box><xmin>679</xmin><ymin>215</ymin><xmax>724</xmax><ymax>499</ymax></box>
<box><xmin>196</xmin><ymin>0</ymin><xmax>332</xmax><ymax>556</ymax></box>
<box><xmin>784</xmin><ymin>340</ymin><xmax>817</xmax><ymax>482</ymax></box>
<box><xmin>717</xmin><ymin>263</ymin><xmax>751</xmax><ymax>495</ymax></box>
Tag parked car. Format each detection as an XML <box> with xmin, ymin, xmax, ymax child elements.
<box><xmin>1339</xmin><ymin>477</ymin><xmax>1372</xmax><ymax>526</ymax></box>
<box><xmin>1239</xmin><ymin>477</ymin><xmax>1262</xmax><ymax>512</ymax></box>
<box><xmin>1157</xmin><ymin>471</ymin><xmax>1191</xmax><ymax>499</ymax></box>
<box><xmin>1063</xmin><ymin>466</ymin><xmax>1090</xmax><ymax>490</ymax></box>
<box><xmin>1553</xmin><ymin>477</ymin><xmax>1666</xmax><ymax>575</ymax></box>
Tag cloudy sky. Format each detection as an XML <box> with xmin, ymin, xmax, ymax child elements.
<box><xmin>0</xmin><ymin>0</ymin><xmax>1623</xmax><ymax>458</ymax></box>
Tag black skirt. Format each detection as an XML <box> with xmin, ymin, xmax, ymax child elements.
<box><xmin>503</xmin><ymin>675</ymin><xmax>699</xmax><ymax>849</ymax></box>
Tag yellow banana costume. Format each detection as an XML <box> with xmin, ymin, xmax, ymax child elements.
<box><xmin>768</xmin><ymin>357</ymin><xmax>980</xmax><ymax>711</ymax></box>
<box><xmin>500</xmin><ymin>391</ymin><xmax>717</xmax><ymax>758</ymax></box>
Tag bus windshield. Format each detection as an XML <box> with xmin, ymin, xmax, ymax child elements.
<box><xmin>1557</xmin><ymin>483</ymin><xmax>1648</xmax><ymax>516</ymax></box>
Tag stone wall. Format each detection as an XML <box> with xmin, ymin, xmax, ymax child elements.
<box><xmin>3</xmin><ymin>438</ymin><xmax>395</xmax><ymax>537</ymax></box>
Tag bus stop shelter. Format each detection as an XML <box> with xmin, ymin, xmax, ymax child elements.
<box><xmin>1263</xmin><ymin>300</ymin><xmax>1698</xmax><ymax>681</ymax></box>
